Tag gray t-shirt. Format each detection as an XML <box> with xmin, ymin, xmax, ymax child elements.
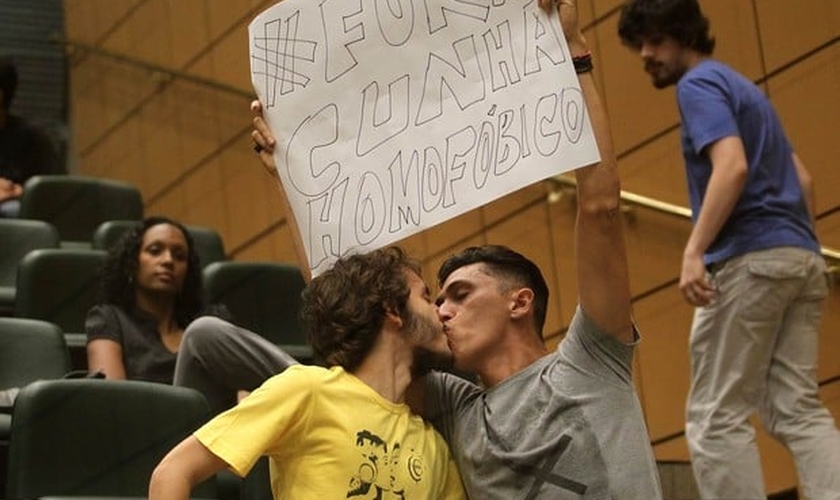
<box><xmin>425</xmin><ymin>307</ymin><xmax>662</xmax><ymax>499</ymax></box>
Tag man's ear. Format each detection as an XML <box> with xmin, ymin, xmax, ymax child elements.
<box><xmin>383</xmin><ymin>302</ymin><xmax>403</xmax><ymax>328</ymax></box>
<box><xmin>510</xmin><ymin>288</ymin><xmax>534</xmax><ymax>320</ymax></box>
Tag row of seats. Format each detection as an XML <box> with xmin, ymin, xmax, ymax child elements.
<box><xmin>17</xmin><ymin>174</ymin><xmax>144</xmax><ymax>247</ymax></box>
<box><xmin>0</xmin><ymin>315</ymin><xmax>215</xmax><ymax>498</ymax></box>
<box><xmin>1</xmin><ymin>174</ymin><xmax>300</xmax><ymax>499</ymax></box>
<box><xmin>0</xmin><ymin>316</ymin><xmax>273</xmax><ymax>499</ymax></box>
<box><xmin>0</xmin><ymin>216</ymin><xmax>227</xmax><ymax>314</ymax></box>
<box><xmin>3</xmin><ymin>173</ymin><xmax>313</xmax><ymax>366</ymax></box>
<box><xmin>1</xmin><ymin>220</ymin><xmax>312</xmax><ymax>367</ymax></box>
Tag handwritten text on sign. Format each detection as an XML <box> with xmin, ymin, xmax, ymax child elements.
<box><xmin>249</xmin><ymin>0</ymin><xmax>599</xmax><ymax>275</ymax></box>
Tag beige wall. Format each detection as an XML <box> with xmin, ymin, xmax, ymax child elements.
<box><xmin>64</xmin><ymin>0</ymin><xmax>840</xmax><ymax>493</ymax></box>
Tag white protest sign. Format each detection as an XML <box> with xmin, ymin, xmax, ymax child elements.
<box><xmin>249</xmin><ymin>0</ymin><xmax>599</xmax><ymax>276</ymax></box>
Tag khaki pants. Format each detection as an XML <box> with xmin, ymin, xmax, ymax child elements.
<box><xmin>686</xmin><ymin>247</ymin><xmax>840</xmax><ymax>500</ymax></box>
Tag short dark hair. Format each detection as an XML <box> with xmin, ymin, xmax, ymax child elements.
<box><xmin>301</xmin><ymin>246</ymin><xmax>422</xmax><ymax>371</ymax></box>
<box><xmin>98</xmin><ymin>216</ymin><xmax>204</xmax><ymax>328</ymax></box>
<box><xmin>618</xmin><ymin>0</ymin><xmax>716</xmax><ymax>55</ymax></box>
<box><xmin>0</xmin><ymin>56</ymin><xmax>18</xmax><ymax>110</ymax></box>
<box><xmin>438</xmin><ymin>245</ymin><xmax>549</xmax><ymax>336</ymax></box>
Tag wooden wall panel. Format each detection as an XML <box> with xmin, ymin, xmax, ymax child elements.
<box><xmin>817</xmin><ymin>280</ymin><xmax>840</xmax><ymax>382</ymax></box>
<box><xmin>633</xmin><ymin>287</ymin><xmax>694</xmax><ymax>440</ymax></box>
<box><xmin>699</xmin><ymin>0</ymin><xmax>763</xmax><ymax>81</ymax></box>
<box><xmin>624</xmin><ymin>207</ymin><xmax>691</xmax><ymax>297</ymax></box>
<box><xmin>817</xmin><ymin>213</ymin><xmax>840</xmax><ymax>251</ymax></box>
<box><xmin>145</xmin><ymin>177</ymin><xmax>187</xmax><ymax>222</ymax></box>
<box><xmin>547</xmin><ymin>191</ymin><xmax>578</xmax><ymax>329</ymax></box>
<box><xmin>182</xmin><ymin>157</ymin><xmax>225</xmax><ymax>226</ymax></box>
<box><xmin>136</xmin><ymin>92</ymin><xmax>186</xmax><ymax>196</ymax></box>
<box><xmin>126</xmin><ymin>0</ymin><xmax>173</xmax><ymax>67</ymax></box>
<box><xmin>619</xmin><ymin>128</ymin><xmax>689</xmax><ymax>207</ymax></box>
<box><xmin>168</xmin><ymin>81</ymin><xmax>224</xmax><ymax>187</ymax></box>
<box><xmin>768</xmin><ymin>45</ymin><xmax>840</xmax><ymax>216</ymax></box>
<box><xmin>755</xmin><ymin>0</ymin><xmax>840</xmax><ymax>73</ymax></box>
<box><xmin>593</xmin><ymin>0</ymin><xmax>623</xmax><ymax>18</ymax></box>
<box><xmin>423</xmin><ymin>210</ymin><xmax>484</xmax><ymax>257</ymax></box>
<box><xmin>209</xmin><ymin>24</ymin><xmax>253</xmax><ymax>91</ymax></box>
<box><xmin>107</xmin><ymin>118</ymin><xmax>146</xmax><ymax>195</ymax></box>
<box><xmin>481</xmin><ymin>184</ymin><xmax>546</xmax><ymax>227</ymax></box>
<box><xmin>168</xmin><ymin>0</ymin><xmax>211</xmax><ymax>68</ymax></box>
<box><xmin>63</xmin><ymin>0</ymin><xmax>143</xmax><ymax>46</ymax></box>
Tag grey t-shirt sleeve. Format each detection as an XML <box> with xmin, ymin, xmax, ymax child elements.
<box><xmin>85</xmin><ymin>304</ymin><xmax>122</xmax><ymax>345</ymax></box>
<box><xmin>557</xmin><ymin>306</ymin><xmax>638</xmax><ymax>387</ymax></box>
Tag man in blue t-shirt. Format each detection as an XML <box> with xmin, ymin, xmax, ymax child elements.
<box><xmin>618</xmin><ymin>1</ymin><xmax>840</xmax><ymax>498</ymax></box>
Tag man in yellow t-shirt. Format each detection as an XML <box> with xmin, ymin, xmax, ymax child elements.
<box><xmin>149</xmin><ymin>247</ymin><xmax>465</xmax><ymax>500</ymax></box>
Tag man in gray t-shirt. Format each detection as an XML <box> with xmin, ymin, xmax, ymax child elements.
<box><xmin>424</xmin><ymin>308</ymin><xmax>660</xmax><ymax>499</ymax></box>
<box><xmin>411</xmin><ymin>1</ymin><xmax>663</xmax><ymax>498</ymax></box>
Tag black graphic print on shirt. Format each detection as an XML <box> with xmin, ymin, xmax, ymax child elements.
<box><xmin>347</xmin><ymin>429</ymin><xmax>425</xmax><ymax>499</ymax></box>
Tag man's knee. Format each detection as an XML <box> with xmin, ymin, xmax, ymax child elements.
<box><xmin>183</xmin><ymin>316</ymin><xmax>233</xmax><ymax>354</ymax></box>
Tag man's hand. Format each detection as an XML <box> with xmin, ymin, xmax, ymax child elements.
<box><xmin>679</xmin><ymin>251</ymin><xmax>717</xmax><ymax>307</ymax></box>
<box><xmin>538</xmin><ymin>0</ymin><xmax>587</xmax><ymax>53</ymax></box>
<box><xmin>248</xmin><ymin>99</ymin><xmax>313</xmax><ymax>283</ymax></box>
<box><xmin>250</xmin><ymin>100</ymin><xmax>277</xmax><ymax>176</ymax></box>
<box><xmin>0</xmin><ymin>177</ymin><xmax>22</xmax><ymax>202</ymax></box>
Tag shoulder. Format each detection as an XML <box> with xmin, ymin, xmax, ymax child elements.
<box><xmin>4</xmin><ymin>115</ymin><xmax>52</xmax><ymax>141</ymax></box>
<box><xmin>425</xmin><ymin>370</ymin><xmax>482</xmax><ymax>412</ymax></box>
<box><xmin>679</xmin><ymin>60</ymin><xmax>751</xmax><ymax>95</ymax></box>
<box><xmin>260</xmin><ymin>364</ymin><xmax>333</xmax><ymax>393</ymax></box>
<box><xmin>86</xmin><ymin>303</ymin><xmax>120</xmax><ymax>325</ymax></box>
<box><xmin>86</xmin><ymin>303</ymin><xmax>151</xmax><ymax>335</ymax></box>
<box><xmin>85</xmin><ymin>304</ymin><xmax>125</xmax><ymax>341</ymax></box>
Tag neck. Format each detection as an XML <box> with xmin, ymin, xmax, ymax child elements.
<box><xmin>351</xmin><ymin>328</ymin><xmax>415</xmax><ymax>404</ymax></box>
<box><xmin>135</xmin><ymin>292</ymin><xmax>179</xmax><ymax>333</ymax></box>
<box><xmin>476</xmin><ymin>329</ymin><xmax>548</xmax><ymax>388</ymax></box>
<box><xmin>684</xmin><ymin>50</ymin><xmax>706</xmax><ymax>72</ymax></box>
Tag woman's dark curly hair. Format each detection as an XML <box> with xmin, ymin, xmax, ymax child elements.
<box><xmin>97</xmin><ymin>216</ymin><xmax>204</xmax><ymax>328</ymax></box>
<box><xmin>301</xmin><ymin>246</ymin><xmax>421</xmax><ymax>371</ymax></box>
<box><xmin>618</xmin><ymin>0</ymin><xmax>715</xmax><ymax>55</ymax></box>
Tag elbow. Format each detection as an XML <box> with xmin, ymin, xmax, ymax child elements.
<box><xmin>577</xmin><ymin>181</ymin><xmax>622</xmax><ymax>219</ymax></box>
<box><xmin>732</xmin><ymin>158</ymin><xmax>749</xmax><ymax>183</ymax></box>
<box><xmin>149</xmin><ymin>454</ymin><xmax>188</xmax><ymax>499</ymax></box>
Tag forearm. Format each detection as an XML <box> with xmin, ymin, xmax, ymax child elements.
<box><xmin>86</xmin><ymin>339</ymin><xmax>128</xmax><ymax>379</ymax></box>
<box><xmin>149</xmin><ymin>436</ymin><xmax>226</xmax><ymax>500</ymax></box>
<box><xmin>572</xmin><ymin>45</ymin><xmax>634</xmax><ymax>343</ymax></box>
<box><xmin>148</xmin><ymin>467</ymin><xmax>194</xmax><ymax>500</ymax></box>
<box><xmin>685</xmin><ymin>139</ymin><xmax>748</xmax><ymax>258</ymax></box>
<box><xmin>792</xmin><ymin>152</ymin><xmax>815</xmax><ymax>224</ymax></box>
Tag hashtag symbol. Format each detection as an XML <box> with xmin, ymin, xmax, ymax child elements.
<box><xmin>252</xmin><ymin>9</ymin><xmax>317</xmax><ymax>106</ymax></box>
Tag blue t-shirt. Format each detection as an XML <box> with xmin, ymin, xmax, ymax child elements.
<box><xmin>676</xmin><ymin>59</ymin><xmax>818</xmax><ymax>265</ymax></box>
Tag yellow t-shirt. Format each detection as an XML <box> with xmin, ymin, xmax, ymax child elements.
<box><xmin>195</xmin><ymin>365</ymin><xmax>465</xmax><ymax>499</ymax></box>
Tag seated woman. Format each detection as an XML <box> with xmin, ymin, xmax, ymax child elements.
<box><xmin>85</xmin><ymin>216</ymin><xmax>298</xmax><ymax>414</ymax></box>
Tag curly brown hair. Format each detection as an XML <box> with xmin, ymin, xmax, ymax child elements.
<box><xmin>301</xmin><ymin>246</ymin><xmax>421</xmax><ymax>371</ymax></box>
<box><xmin>618</xmin><ymin>0</ymin><xmax>716</xmax><ymax>55</ymax></box>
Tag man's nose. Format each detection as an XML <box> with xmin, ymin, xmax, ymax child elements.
<box><xmin>436</xmin><ymin>303</ymin><xmax>449</xmax><ymax>320</ymax></box>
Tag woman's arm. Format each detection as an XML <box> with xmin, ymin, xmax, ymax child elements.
<box><xmin>85</xmin><ymin>305</ymin><xmax>129</xmax><ymax>379</ymax></box>
<box><xmin>87</xmin><ymin>338</ymin><xmax>127</xmax><ymax>379</ymax></box>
